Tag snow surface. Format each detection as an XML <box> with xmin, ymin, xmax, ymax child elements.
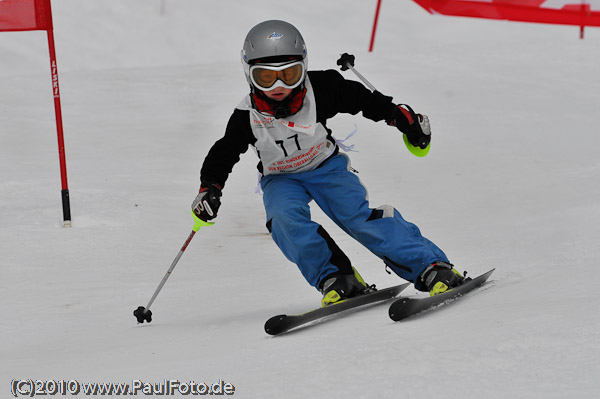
<box><xmin>2</xmin><ymin>1</ymin><xmax>600</xmax><ymax>398</ymax></box>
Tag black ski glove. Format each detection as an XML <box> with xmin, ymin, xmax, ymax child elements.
<box><xmin>387</xmin><ymin>104</ymin><xmax>431</xmax><ymax>149</ymax></box>
<box><xmin>192</xmin><ymin>183</ymin><xmax>222</xmax><ymax>221</ymax></box>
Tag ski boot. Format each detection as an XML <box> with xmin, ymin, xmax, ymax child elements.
<box><xmin>420</xmin><ymin>261</ymin><xmax>465</xmax><ymax>296</ymax></box>
<box><xmin>320</xmin><ymin>267</ymin><xmax>370</xmax><ymax>307</ymax></box>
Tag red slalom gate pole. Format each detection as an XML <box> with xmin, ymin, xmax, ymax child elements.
<box><xmin>580</xmin><ymin>2</ymin><xmax>585</xmax><ymax>39</ymax></box>
<box><xmin>369</xmin><ymin>0</ymin><xmax>382</xmax><ymax>52</ymax></box>
<box><xmin>0</xmin><ymin>0</ymin><xmax>72</xmax><ymax>226</ymax></box>
<box><xmin>46</xmin><ymin>27</ymin><xmax>71</xmax><ymax>227</ymax></box>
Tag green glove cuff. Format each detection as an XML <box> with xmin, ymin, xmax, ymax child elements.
<box><xmin>191</xmin><ymin>209</ymin><xmax>215</xmax><ymax>232</ymax></box>
<box><xmin>403</xmin><ymin>134</ymin><xmax>430</xmax><ymax>157</ymax></box>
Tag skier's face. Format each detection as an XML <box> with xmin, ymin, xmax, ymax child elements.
<box><xmin>262</xmin><ymin>87</ymin><xmax>293</xmax><ymax>101</ymax></box>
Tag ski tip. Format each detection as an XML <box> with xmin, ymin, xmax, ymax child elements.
<box><xmin>482</xmin><ymin>268</ymin><xmax>496</xmax><ymax>278</ymax></box>
<box><xmin>388</xmin><ymin>298</ymin><xmax>411</xmax><ymax>322</ymax></box>
<box><xmin>389</xmin><ymin>268</ymin><xmax>496</xmax><ymax>322</ymax></box>
<box><xmin>264</xmin><ymin>314</ymin><xmax>288</xmax><ymax>336</ymax></box>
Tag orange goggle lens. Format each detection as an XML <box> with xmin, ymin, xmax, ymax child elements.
<box><xmin>251</xmin><ymin>63</ymin><xmax>304</xmax><ymax>90</ymax></box>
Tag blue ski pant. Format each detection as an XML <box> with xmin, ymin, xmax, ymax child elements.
<box><xmin>260</xmin><ymin>154</ymin><xmax>449</xmax><ymax>291</ymax></box>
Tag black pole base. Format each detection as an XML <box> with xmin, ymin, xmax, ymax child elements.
<box><xmin>133</xmin><ymin>306</ymin><xmax>152</xmax><ymax>323</ymax></box>
<box><xmin>61</xmin><ymin>189</ymin><xmax>71</xmax><ymax>227</ymax></box>
<box><xmin>336</xmin><ymin>53</ymin><xmax>355</xmax><ymax>71</ymax></box>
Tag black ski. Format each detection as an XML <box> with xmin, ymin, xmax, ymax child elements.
<box><xmin>388</xmin><ymin>269</ymin><xmax>495</xmax><ymax>322</ymax></box>
<box><xmin>265</xmin><ymin>283</ymin><xmax>410</xmax><ymax>336</ymax></box>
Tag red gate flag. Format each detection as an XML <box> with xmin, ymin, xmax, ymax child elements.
<box><xmin>369</xmin><ymin>0</ymin><xmax>383</xmax><ymax>52</ymax></box>
<box><xmin>412</xmin><ymin>0</ymin><xmax>600</xmax><ymax>37</ymax></box>
<box><xmin>0</xmin><ymin>0</ymin><xmax>71</xmax><ymax>226</ymax></box>
<box><xmin>0</xmin><ymin>0</ymin><xmax>52</xmax><ymax>32</ymax></box>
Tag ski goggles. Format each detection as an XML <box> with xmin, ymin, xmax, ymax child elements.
<box><xmin>249</xmin><ymin>61</ymin><xmax>306</xmax><ymax>91</ymax></box>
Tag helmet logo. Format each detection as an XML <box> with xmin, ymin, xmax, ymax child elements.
<box><xmin>267</xmin><ymin>32</ymin><xmax>284</xmax><ymax>40</ymax></box>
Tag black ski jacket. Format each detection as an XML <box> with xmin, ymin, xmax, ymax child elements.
<box><xmin>200</xmin><ymin>69</ymin><xmax>398</xmax><ymax>188</ymax></box>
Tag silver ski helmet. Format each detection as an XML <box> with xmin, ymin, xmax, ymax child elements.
<box><xmin>241</xmin><ymin>20</ymin><xmax>308</xmax><ymax>91</ymax></box>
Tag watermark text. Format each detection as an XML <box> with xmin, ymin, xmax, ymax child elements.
<box><xmin>10</xmin><ymin>379</ymin><xmax>235</xmax><ymax>396</ymax></box>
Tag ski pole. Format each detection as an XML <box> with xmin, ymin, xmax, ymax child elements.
<box><xmin>336</xmin><ymin>53</ymin><xmax>430</xmax><ymax>157</ymax></box>
<box><xmin>133</xmin><ymin>210</ymin><xmax>213</xmax><ymax>323</ymax></box>
<box><xmin>337</xmin><ymin>53</ymin><xmax>377</xmax><ymax>91</ymax></box>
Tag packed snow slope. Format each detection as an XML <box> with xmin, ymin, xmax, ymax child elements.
<box><xmin>2</xmin><ymin>1</ymin><xmax>599</xmax><ymax>398</ymax></box>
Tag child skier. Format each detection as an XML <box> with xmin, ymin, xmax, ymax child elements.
<box><xmin>193</xmin><ymin>20</ymin><xmax>465</xmax><ymax>307</ymax></box>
